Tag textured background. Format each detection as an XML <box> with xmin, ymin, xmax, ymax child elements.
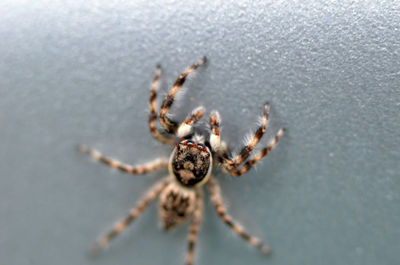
<box><xmin>0</xmin><ymin>1</ymin><xmax>399</xmax><ymax>265</ymax></box>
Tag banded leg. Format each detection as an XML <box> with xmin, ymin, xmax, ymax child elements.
<box><xmin>176</xmin><ymin>106</ymin><xmax>205</xmax><ymax>138</ymax></box>
<box><xmin>232</xmin><ymin>103</ymin><xmax>269</xmax><ymax>166</ymax></box>
<box><xmin>209</xmin><ymin>111</ymin><xmax>229</xmax><ymax>155</ymax></box>
<box><xmin>77</xmin><ymin>145</ymin><xmax>168</xmax><ymax>175</ymax></box>
<box><xmin>159</xmin><ymin>57</ymin><xmax>207</xmax><ymax>133</ymax></box>
<box><xmin>89</xmin><ymin>178</ymin><xmax>169</xmax><ymax>255</ymax></box>
<box><xmin>216</xmin><ymin>102</ymin><xmax>269</xmax><ymax>170</ymax></box>
<box><xmin>225</xmin><ymin>128</ymin><xmax>285</xmax><ymax>177</ymax></box>
<box><xmin>186</xmin><ymin>191</ymin><xmax>204</xmax><ymax>265</ymax></box>
<box><xmin>148</xmin><ymin>65</ymin><xmax>177</xmax><ymax>145</ymax></box>
<box><xmin>209</xmin><ymin>111</ymin><xmax>221</xmax><ymax>151</ymax></box>
<box><xmin>207</xmin><ymin>177</ymin><xmax>270</xmax><ymax>255</ymax></box>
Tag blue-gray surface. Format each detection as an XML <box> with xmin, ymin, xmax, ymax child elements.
<box><xmin>1</xmin><ymin>1</ymin><xmax>399</xmax><ymax>265</ymax></box>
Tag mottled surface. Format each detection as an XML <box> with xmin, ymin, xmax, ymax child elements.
<box><xmin>159</xmin><ymin>181</ymin><xmax>197</xmax><ymax>230</ymax></box>
<box><xmin>0</xmin><ymin>1</ymin><xmax>399</xmax><ymax>265</ymax></box>
<box><xmin>172</xmin><ymin>140</ymin><xmax>211</xmax><ymax>187</ymax></box>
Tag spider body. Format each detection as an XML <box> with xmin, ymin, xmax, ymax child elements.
<box><xmin>78</xmin><ymin>57</ymin><xmax>285</xmax><ymax>265</ymax></box>
<box><xmin>159</xmin><ymin>181</ymin><xmax>197</xmax><ymax>230</ymax></box>
<box><xmin>159</xmin><ymin>138</ymin><xmax>212</xmax><ymax>230</ymax></box>
<box><xmin>170</xmin><ymin>139</ymin><xmax>212</xmax><ymax>187</ymax></box>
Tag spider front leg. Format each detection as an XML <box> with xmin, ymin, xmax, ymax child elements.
<box><xmin>89</xmin><ymin>178</ymin><xmax>169</xmax><ymax>255</ymax></box>
<box><xmin>186</xmin><ymin>191</ymin><xmax>204</xmax><ymax>265</ymax></box>
<box><xmin>176</xmin><ymin>106</ymin><xmax>205</xmax><ymax>138</ymax></box>
<box><xmin>232</xmin><ymin>102</ymin><xmax>270</xmax><ymax>166</ymax></box>
<box><xmin>208</xmin><ymin>104</ymin><xmax>284</xmax><ymax>177</ymax></box>
<box><xmin>148</xmin><ymin>65</ymin><xmax>178</xmax><ymax>145</ymax></box>
<box><xmin>207</xmin><ymin>177</ymin><xmax>270</xmax><ymax>255</ymax></box>
<box><xmin>230</xmin><ymin>128</ymin><xmax>285</xmax><ymax>176</ymax></box>
<box><xmin>209</xmin><ymin>110</ymin><xmax>226</xmax><ymax>153</ymax></box>
<box><xmin>77</xmin><ymin>145</ymin><xmax>168</xmax><ymax>175</ymax></box>
<box><xmin>208</xmin><ymin>102</ymin><xmax>269</xmax><ymax>163</ymax></box>
<box><xmin>159</xmin><ymin>57</ymin><xmax>207</xmax><ymax>133</ymax></box>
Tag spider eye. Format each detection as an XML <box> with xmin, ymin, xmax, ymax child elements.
<box><xmin>197</xmin><ymin>143</ymin><xmax>204</xmax><ymax>149</ymax></box>
<box><xmin>186</xmin><ymin>140</ymin><xmax>194</xmax><ymax>145</ymax></box>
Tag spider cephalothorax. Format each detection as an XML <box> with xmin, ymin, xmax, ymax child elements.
<box><xmin>170</xmin><ymin>139</ymin><xmax>212</xmax><ymax>187</ymax></box>
<box><xmin>78</xmin><ymin>57</ymin><xmax>285</xmax><ymax>265</ymax></box>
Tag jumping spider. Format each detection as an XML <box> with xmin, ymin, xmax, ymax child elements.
<box><xmin>77</xmin><ymin>57</ymin><xmax>285</xmax><ymax>265</ymax></box>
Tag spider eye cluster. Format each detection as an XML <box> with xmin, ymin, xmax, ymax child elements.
<box><xmin>171</xmin><ymin>140</ymin><xmax>212</xmax><ymax>187</ymax></box>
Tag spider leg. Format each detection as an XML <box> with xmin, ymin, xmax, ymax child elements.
<box><xmin>209</xmin><ymin>111</ymin><xmax>226</xmax><ymax>153</ymax></box>
<box><xmin>77</xmin><ymin>145</ymin><xmax>168</xmax><ymax>175</ymax></box>
<box><xmin>176</xmin><ymin>106</ymin><xmax>205</xmax><ymax>138</ymax></box>
<box><xmin>231</xmin><ymin>102</ymin><xmax>269</xmax><ymax>167</ymax></box>
<box><xmin>186</xmin><ymin>190</ymin><xmax>204</xmax><ymax>265</ymax></box>
<box><xmin>213</xmin><ymin>103</ymin><xmax>269</xmax><ymax>168</ymax></box>
<box><xmin>159</xmin><ymin>57</ymin><xmax>207</xmax><ymax>133</ymax></box>
<box><xmin>149</xmin><ymin>65</ymin><xmax>177</xmax><ymax>145</ymax></box>
<box><xmin>228</xmin><ymin>128</ymin><xmax>285</xmax><ymax>176</ymax></box>
<box><xmin>208</xmin><ymin>105</ymin><xmax>284</xmax><ymax>177</ymax></box>
<box><xmin>207</xmin><ymin>177</ymin><xmax>270</xmax><ymax>255</ymax></box>
<box><xmin>89</xmin><ymin>178</ymin><xmax>169</xmax><ymax>255</ymax></box>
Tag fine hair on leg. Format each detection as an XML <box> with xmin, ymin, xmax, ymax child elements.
<box><xmin>89</xmin><ymin>178</ymin><xmax>169</xmax><ymax>255</ymax></box>
<box><xmin>159</xmin><ymin>57</ymin><xmax>207</xmax><ymax>133</ymax></box>
<box><xmin>186</xmin><ymin>190</ymin><xmax>204</xmax><ymax>265</ymax></box>
<box><xmin>207</xmin><ymin>177</ymin><xmax>270</xmax><ymax>255</ymax></box>
<box><xmin>148</xmin><ymin>65</ymin><xmax>177</xmax><ymax>145</ymax></box>
<box><xmin>77</xmin><ymin>144</ymin><xmax>169</xmax><ymax>175</ymax></box>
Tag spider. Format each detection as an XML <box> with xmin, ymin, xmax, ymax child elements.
<box><xmin>77</xmin><ymin>57</ymin><xmax>285</xmax><ymax>265</ymax></box>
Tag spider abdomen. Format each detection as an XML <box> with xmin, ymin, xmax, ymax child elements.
<box><xmin>159</xmin><ymin>182</ymin><xmax>196</xmax><ymax>230</ymax></box>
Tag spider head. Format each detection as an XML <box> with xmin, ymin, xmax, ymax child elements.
<box><xmin>169</xmin><ymin>139</ymin><xmax>212</xmax><ymax>187</ymax></box>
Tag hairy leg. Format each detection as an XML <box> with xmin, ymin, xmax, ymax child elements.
<box><xmin>159</xmin><ymin>57</ymin><xmax>207</xmax><ymax>133</ymax></box>
<box><xmin>176</xmin><ymin>106</ymin><xmax>205</xmax><ymax>138</ymax></box>
<box><xmin>89</xmin><ymin>178</ymin><xmax>169</xmax><ymax>255</ymax></box>
<box><xmin>186</xmin><ymin>191</ymin><xmax>204</xmax><ymax>265</ymax></box>
<box><xmin>227</xmin><ymin>128</ymin><xmax>285</xmax><ymax>176</ymax></box>
<box><xmin>208</xmin><ymin>105</ymin><xmax>284</xmax><ymax>177</ymax></box>
<box><xmin>207</xmin><ymin>177</ymin><xmax>270</xmax><ymax>254</ymax></box>
<box><xmin>231</xmin><ymin>103</ymin><xmax>269</xmax><ymax>167</ymax></box>
<box><xmin>148</xmin><ymin>65</ymin><xmax>177</xmax><ymax>145</ymax></box>
<box><xmin>77</xmin><ymin>145</ymin><xmax>168</xmax><ymax>175</ymax></box>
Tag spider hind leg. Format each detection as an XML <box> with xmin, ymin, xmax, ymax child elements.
<box><xmin>207</xmin><ymin>177</ymin><xmax>270</xmax><ymax>255</ymax></box>
<box><xmin>186</xmin><ymin>191</ymin><xmax>203</xmax><ymax>265</ymax></box>
<box><xmin>89</xmin><ymin>179</ymin><xmax>169</xmax><ymax>255</ymax></box>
